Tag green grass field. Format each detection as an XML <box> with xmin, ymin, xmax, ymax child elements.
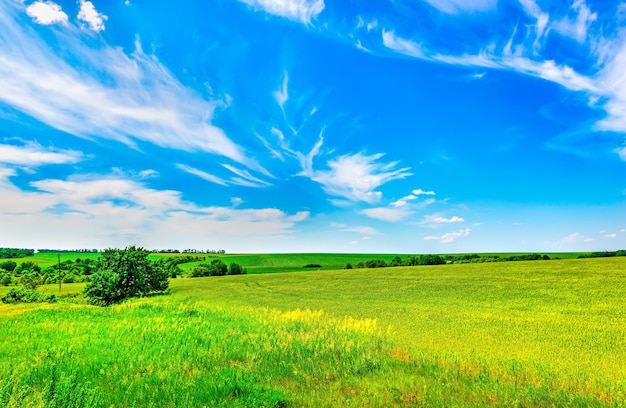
<box><xmin>1</xmin><ymin>256</ymin><xmax>624</xmax><ymax>406</ymax></box>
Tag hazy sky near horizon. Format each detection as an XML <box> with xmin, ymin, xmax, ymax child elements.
<box><xmin>1</xmin><ymin>0</ymin><xmax>625</xmax><ymax>253</ymax></box>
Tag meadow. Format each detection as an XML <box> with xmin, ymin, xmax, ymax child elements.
<box><xmin>1</xmin><ymin>256</ymin><xmax>625</xmax><ymax>406</ymax></box>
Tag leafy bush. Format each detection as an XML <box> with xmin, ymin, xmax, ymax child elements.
<box><xmin>1</xmin><ymin>288</ymin><xmax>57</xmax><ymax>304</ymax></box>
<box><xmin>190</xmin><ymin>266</ymin><xmax>209</xmax><ymax>277</ymax></box>
<box><xmin>83</xmin><ymin>246</ymin><xmax>169</xmax><ymax>306</ymax></box>
<box><xmin>20</xmin><ymin>272</ymin><xmax>41</xmax><ymax>290</ymax></box>
<box><xmin>0</xmin><ymin>273</ymin><xmax>12</xmax><ymax>286</ymax></box>
<box><xmin>303</xmin><ymin>264</ymin><xmax>322</xmax><ymax>268</ymax></box>
<box><xmin>228</xmin><ymin>262</ymin><xmax>247</xmax><ymax>275</ymax></box>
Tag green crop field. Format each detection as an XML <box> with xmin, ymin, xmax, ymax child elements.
<box><xmin>1</xmin><ymin>256</ymin><xmax>625</xmax><ymax>406</ymax></box>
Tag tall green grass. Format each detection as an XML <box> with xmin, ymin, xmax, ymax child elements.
<box><xmin>1</xmin><ymin>257</ymin><xmax>624</xmax><ymax>406</ymax></box>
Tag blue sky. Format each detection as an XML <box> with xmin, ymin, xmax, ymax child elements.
<box><xmin>1</xmin><ymin>0</ymin><xmax>625</xmax><ymax>253</ymax></box>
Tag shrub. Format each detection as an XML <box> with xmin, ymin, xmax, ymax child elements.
<box><xmin>20</xmin><ymin>272</ymin><xmax>41</xmax><ymax>290</ymax></box>
<box><xmin>303</xmin><ymin>264</ymin><xmax>322</xmax><ymax>268</ymax></box>
<box><xmin>1</xmin><ymin>288</ymin><xmax>57</xmax><ymax>304</ymax></box>
<box><xmin>0</xmin><ymin>273</ymin><xmax>12</xmax><ymax>286</ymax></box>
<box><xmin>345</xmin><ymin>263</ymin><xmax>353</xmax><ymax>269</ymax></box>
<box><xmin>228</xmin><ymin>262</ymin><xmax>246</xmax><ymax>275</ymax></box>
<box><xmin>190</xmin><ymin>266</ymin><xmax>209</xmax><ymax>277</ymax></box>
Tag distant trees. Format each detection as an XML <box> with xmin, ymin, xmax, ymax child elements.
<box><xmin>189</xmin><ymin>260</ymin><xmax>247</xmax><ymax>277</ymax></box>
<box><xmin>84</xmin><ymin>246</ymin><xmax>169</xmax><ymax>306</ymax></box>
<box><xmin>0</xmin><ymin>248</ymin><xmax>34</xmax><ymax>259</ymax></box>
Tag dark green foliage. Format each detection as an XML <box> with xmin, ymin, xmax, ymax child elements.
<box><xmin>345</xmin><ymin>263</ymin><xmax>353</xmax><ymax>269</ymax></box>
<box><xmin>83</xmin><ymin>271</ymin><xmax>121</xmax><ymax>306</ymax></box>
<box><xmin>365</xmin><ymin>259</ymin><xmax>387</xmax><ymax>268</ymax></box>
<box><xmin>418</xmin><ymin>254</ymin><xmax>445</xmax><ymax>265</ymax></box>
<box><xmin>190</xmin><ymin>266</ymin><xmax>210</xmax><ymax>277</ymax></box>
<box><xmin>228</xmin><ymin>262</ymin><xmax>247</xmax><ymax>275</ymax></box>
<box><xmin>20</xmin><ymin>272</ymin><xmax>40</xmax><ymax>290</ymax></box>
<box><xmin>83</xmin><ymin>246</ymin><xmax>169</xmax><ymax>306</ymax></box>
<box><xmin>0</xmin><ymin>248</ymin><xmax>34</xmax><ymax>259</ymax></box>
<box><xmin>390</xmin><ymin>256</ymin><xmax>402</xmax><ymax>267</ymax></box>
<box><xmin>303</xmin><ymin>263</ymin><xmax>322</xmax><ymax>268</ymax></box>
<box><xmin>1</xmin><ymin>288</ymin><xmax>57</xmax><ymax>304</ymax></box>
<box><xmin>0</xmin><ymin>260</ymin><xmax>17</xmax><ymax>272</ymax></box>
<box><xmin>209</xmin><ymin>259</ymin><xmax>228</xmax><ymax>276</ymax></box>
<box><xmin>0</xmin><ymin>273</ymin><xmax>12</xmax><ymax>286</ymax></box>
<box><xmin>578</xmin><ymin>250</ymin><xmax>626</xmax><ymax>259</ymax></box>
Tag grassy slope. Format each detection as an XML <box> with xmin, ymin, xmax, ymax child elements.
<box><xmin>1</xmin><ymin>257</ymin><xmax>624</xmax><ymax>406</ymax></box>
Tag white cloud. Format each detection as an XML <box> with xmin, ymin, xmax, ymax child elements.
<box><xmin>331</xmin><ymin>223</ymin><xmax>379</xmax><ymax>236</ymax></box>
<box><xmin>26</xmin><ymin>1</ymin><xmax>68</xmax><ymax>25</ymax></box>
<box><xmin>222</xmin><ymin>164</ymin><xmax>272</xmax><ymax>188</ymax></box>
<box><xmin>422</xmin><ymin>0</ymin><xmax>497</xmax><ymax>14</ymax></box>
<box><xmin>274</xmin><ymin>72</ymin><xmax>289</xmax><ymax>109</ymax></box>
<box><xmin>303</xmin><ymin>151</ymin><xmax>412</xmax><ymax>204</ymax></box>
<box><xmin>424</xmin><ymin>228</ymin><xmax>471</xmax><ymax>243</ymax></box>
<box><xmin>176</xmin><ymin>164</ymin><xmax>228</xmax><ymax>186</ymax></box>
<box><xmin>605</xmin><ymin>233</ymin><xmax>617</xmax><ymax>238</ymax></box>
<box><xmin>391</xmin><ymin>194</ymin><xmax>417</xmax><ymax>207</ymax></box>
<box><xmin>620</xmin><ymin>229</ymin><xmax>626</xmax><ymax>233</ymax></box>
<box><xmin>0</xmin><ymin>1</ymin><xmax>252</xmax><ymax>166</ymax></box>
<box><xmin>77</xmin><ymin>0</ymin><xmax>107</xmax><ymax>32</ymax></box>
<box><xmin>238</xmin><ymin>0</ymin><xmax>325</xmax><ymax>25</ymax></box>
<box><xmin>616</xmin><ymin>146</ymin><xmax>626</xmax><ymax>161</ymax></box>
<box><xmin>0</xmin><ymin>142</ymin><xmax>82</xmax><ymax>167</ymax></box>
<box><xmin>0</xmin><ymin>172</ymin><xmax>309</xmax><ymax>250</ymax></box>
<box><xmin>382</xmin><ymin>30</ymin><xmax>425</xmax><ymax>58</ymax></box>
<box><xmin>412</xmin><ymin>188</ymin><xmax>436</xmax><ymax>196</ymax></box>
<box><xmin>422</xmin><ymin>214</ymin><xmax>464</xmax><ymax>224</ymax></box>
<box><xmin>360</xmin><ymin>206</ymin><xmax>411</xmax><ymax>222</ymax></box>
<box><xmin>553</xmin><ymin>0</ymin><xmax>597</xmax><ymax>43</ymax></box>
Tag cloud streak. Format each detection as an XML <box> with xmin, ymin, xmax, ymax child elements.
<box><xmin>238</xmin><ymin>0</ymin><xmax>325</xmax><ymax>25</ymax></box>
<box><xmin>0</xmin><ymin>1</ymin><xmax>251</xmax><ymax>166</ymax></box>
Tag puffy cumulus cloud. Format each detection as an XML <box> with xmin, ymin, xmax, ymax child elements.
<box><xmin>0</xmin><ymin>173</ymin><xmax>309</xmax><ymax>250</ymax></box>
<box><xmin>422</xmin><ymin>214</ymin><xmax>464</xmax><ymax>224</ymax></box>
<box><xmin>238</xmin><ymin>0</ymin><xmax>325</xmax><ymax>25</ymax></box>
<box><xmin>77</xmin><ymin>0</ymin><xmax>107</xmax><ymax>32</ymax></box>
<box><xmin>26</xmin><ymin>1</ymin><xmax>68</xmax><ymax>25</ymax></box>
<box><xmin>0</xmin><ymin>142</ymin><xmax>82</xmax><ymax>167</ymax></box>
<box><xmin>304</xmin><ymin>152</ymin><xmax>412</xmax><ymax>204</ymax></box>
<box><xmin>0</xmin><ymin>1</ymin><xmax>253</xmax><ymax>167</ymax></box>
<box><xmin>424</xmin><ymin>228</ymin><xmax>470</xmax><ymax>243</ymax></box>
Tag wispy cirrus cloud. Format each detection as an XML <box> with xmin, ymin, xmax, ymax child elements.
<box><xmin>421</xmin><ymin>0</ymin><xmax>497</xmax><ymax>15</ymax></box>
<box><xmin>237</xmin><ymin>0</ymin><xmax>325</xmax><ymax>25</ymax></box>
<box><xmin>303</xmin><ymin>151</ymin><xmax>412</xmax><ymax>204</ymax></box>
<box><xmin>176</xmin><ymin>163</ymin><xmax>272</xmax><ymax>188</ymax></box>
<box><xmin>372</xmin><ymin>1</ymin><xmax>626</xmax><ymax>160</ymax></box>
<box><xmin>330</xmin><ymin>223</ymin><xmax>379</xmax><ymax>236</ymax></box>
<box><xmin>0</xmin><ymin>142</ymin><xmax>82</xmax><ymax>168</ymax></box>
<box><xmin>360</xmin><ymin>206</ymin><xmax>412</xmax><ymax>222</ymax></box>
<box><xmin>0</xmin><ymin>0</ymin><xmax>254</xmax><ymax>167</ymax></box>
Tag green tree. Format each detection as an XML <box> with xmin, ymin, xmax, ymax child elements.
<box><xmin>228</xmin><ymin>262</ymin><xmax>246</xmax><ymax>275</ymax></box>
<box><xmin>20</xmin><ymin>272</ymin><xmax>40</xmax><ymax>290</ymax></box>
<box><xmin>390</xmin><ymin>256</ymin><xmax>402</xmax><ymax>267</ymax></box>
<box><xmin>209</xmin><ymin>259</ymin><xmax>228</xmax><ymax>276</ymax></box>
<box><xmin>83</xmin><ymin>246</ymin><xmax>169</xmax><ymax>306</ymax></box>
<box><xmin>0</xmin><ymin>260</ymin><xmax>17</xmax><ymax>272</ymax></box>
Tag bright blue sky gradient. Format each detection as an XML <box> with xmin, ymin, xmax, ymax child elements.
<box><xmin>1</xmin><ymin>0</ymin><xmax>625</xmax><ymax>252</ymax></box>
